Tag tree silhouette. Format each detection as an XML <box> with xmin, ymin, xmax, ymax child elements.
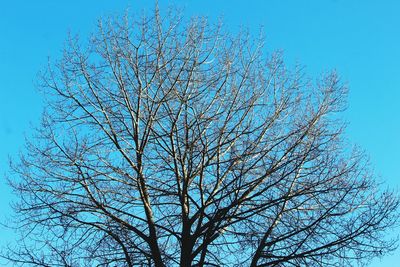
<box><xmin>4</xmin><ymin>7</ymin><xmax>398</xmax><ymax>267</ymax></box>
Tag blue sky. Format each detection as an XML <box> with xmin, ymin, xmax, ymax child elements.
<box><xmin>0</xmin><ymin>1</ymin><xmax>399</xmax><ymax>266</ymax></box>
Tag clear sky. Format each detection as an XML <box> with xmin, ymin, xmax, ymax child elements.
<box><xmin>0</xmin><ymin>1</ymin><xmax>399</xmax><ymax>266</ymax></box>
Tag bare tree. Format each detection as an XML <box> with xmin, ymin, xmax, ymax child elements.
<box><xmin>4</xmin><ymin>7</ymin><xmax>399</xmax><ymax>267</ymax></box>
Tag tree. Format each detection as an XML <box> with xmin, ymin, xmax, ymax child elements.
<box><xmin>4</xmin><ymin>7</ymin><xmax>399</xmax><ymax>267</ymax></box>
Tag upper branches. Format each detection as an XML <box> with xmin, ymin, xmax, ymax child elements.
<box><xmin>3</xmin><ymin>6</ymin><xmax>398</xmax><ymax>267</ymax></box>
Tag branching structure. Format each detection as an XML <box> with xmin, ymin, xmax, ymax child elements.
<box><xmin>5</xmin><ymin>8</ymin><xmax>398</xmax><ymax>267</ymax></box>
